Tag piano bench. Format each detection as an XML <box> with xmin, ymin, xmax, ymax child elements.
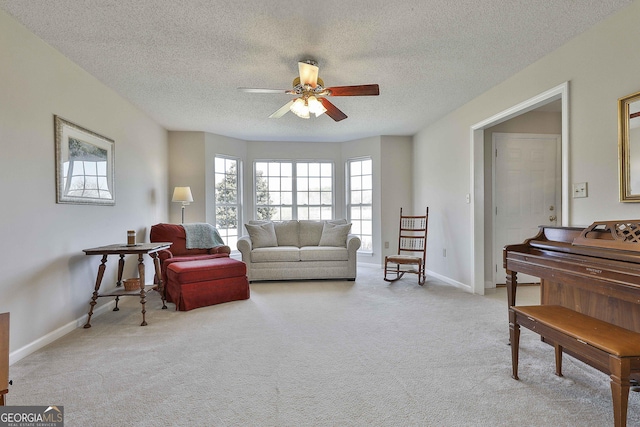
<box><xmin>509</xmin><ymin>305</ymin><xmax>640</xmax><ymax>427</ymax></box>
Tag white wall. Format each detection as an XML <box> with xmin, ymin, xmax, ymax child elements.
<box><xmin>380</xmin><ymin>136</ymin><xmax>413</xmax><ymax>264</ymax></box>
<box><xmin>0</xmin><ymin>10</ymin><xmax>168</xmax><ymax>362</ymax></box>
<box><xmin>413</xmin><ymin>0</ymin><xmax>640</xmax><ymax>290</ymax></box>
<box><xmin>168</xmin><ymin>131</ymin><xmax>206</xmax><ymax>223</ymax></box>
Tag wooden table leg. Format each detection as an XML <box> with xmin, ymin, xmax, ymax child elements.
<box><xmin>138</xmin><ymin>254</ymin><xmax>147</xmax><ymax>326</ymax></box>
<box><xmin>84</xmin><ymin>254</ymin><xmax>108</xmax><ymax>328</ymax></box>
<box><xmin>152</xmin><ymin>253</ymin><xmax>167</xmax><ymax>309</ymax></box>
<box><xmin>116</xmin><ymin>254</ymin><xmax>125</xmax><ymax>287</ymax></box>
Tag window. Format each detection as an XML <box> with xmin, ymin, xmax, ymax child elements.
<box><xmin>214</xmin><ymin>156</ymin><xmax>241</xmax><ymax>248</ymax></box>
<box><xmin>347</xmin><ymin>158</ymin><xmax>373</xmax><ymax>252</ymax></box>
<box><xmin>254</xmin><ymin>161</ymin><xmax>333</xmax><ymax>220</ymax></box>
<box><xmin>296</xmin><ymin>162</ymin><xmax>333</xmax><ymax>220</ymax></box>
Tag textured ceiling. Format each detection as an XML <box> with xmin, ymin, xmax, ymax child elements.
<box><xmin>0</xmin><ymin>1</ymin><xmax>633</xmax><ymax>142</ymax></box>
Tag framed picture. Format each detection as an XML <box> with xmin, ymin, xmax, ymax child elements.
<box><xmin>54</xmin><ymin>116</ymin><xmax>115</xmax><ymax>205</ymax></box>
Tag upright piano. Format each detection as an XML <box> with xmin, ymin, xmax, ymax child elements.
<box><xmin>503</xmin><ymin>220</ymin><xmax>640</xmax><ymax>371</ymax></box>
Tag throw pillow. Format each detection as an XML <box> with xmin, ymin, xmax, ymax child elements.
<box><xmin>299</xmin><ymin>219</ymin><xmax>347</xmax><ymax>246</ymax></box>
<box><xmin>244</xmin><ymin>222</ymin><xmax>278</xmax><ymax>248</ymax></box>
<box><xmin>273</xmin><ymin>220</ymin><xmax>300</xmax><ymax>247</ymax></box>
<box><xmin>318</xmin><ymin>222</ymin><xmax>352</xmax><ymax>247</ymax></box>
<box><xmin>249</xmin><ymin>220</ymin><xmax>300</xmax><ymax>247</ymax></box>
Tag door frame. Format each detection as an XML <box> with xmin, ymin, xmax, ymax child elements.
<box><xmin>469</xmin><ymin>82</ymin><xmax>569</xmax><ymax>295</ymax></box>
<box><xmin>491</xmin><ymin>132</ymin><xmax>561</xmax><ymax>285</ymax></box>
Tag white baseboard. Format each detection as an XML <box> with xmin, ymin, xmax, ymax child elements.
<box><xmin>9</xmin><ymin>300</ymin><xmax>116</xmax><ymax>365</ymax></box>
<box><xmin>425</xmin><ymin>269</ymin><xmax>473</xmax><ymax>293</ymax></box>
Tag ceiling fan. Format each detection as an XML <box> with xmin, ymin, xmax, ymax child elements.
<box><xmin>238</xmin><ymin>60</ymin><xmax>379</xmax><ymax>122</ymax></box>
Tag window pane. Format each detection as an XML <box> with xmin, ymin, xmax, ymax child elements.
<box><xmin>281</xmin><ymin>191</ymin><xmax>292</xmax><ymax>205</ymax></box>
<box><xmin>362</xmin><ymin>159</ymin><xmax>372</xmax><ymax>174</ymax></box>
<box><xmin>362</xmin><ymin>175</ymin><xmax>372</xmax><ymax>190</ymax></box>
<box><xmin>309</xmin><ymin>177</ymin><xmax>320</xmax><ymax>191</ymax></box>
<box><xmin>351</xmin><ymin>176</ymin><xmax>361</xmax><ymax>191</ymax></box>
<box><xmin>321</xmin><ymin>207</ymin><xmax>332</xmax><ymax>219</ymax></box>
<box><xmin>297</xmin><ymin>177</ymin><xmax>308</xmax><ymax>191</ymax></box>
<box><xmin>309</xmin><ymin>192</ymin><xmax>320</xmax><ymax>205</ymax></box>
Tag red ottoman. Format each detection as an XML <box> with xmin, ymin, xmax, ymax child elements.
<box><xmin>165</xmin><ymin>258</ymin><xmax>249</xmax><ymax>311</ymax></box>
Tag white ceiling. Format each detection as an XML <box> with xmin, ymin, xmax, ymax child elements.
<box><xmin>0</xmin><ymin>1</ymin><xmax>632</xmax><ymax>142</ymax></box>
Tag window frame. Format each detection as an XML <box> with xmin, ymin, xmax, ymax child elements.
<box><xmin>213</xmin><ymin>155</ymin><xmax>242</xmax><ymax>248</ymax></box>
<box><xmin>346</xmin><ymin>157</ymin><xmax>373</xmax><ymax>253</ymax></box>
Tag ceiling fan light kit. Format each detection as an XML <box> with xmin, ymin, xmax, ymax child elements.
<box><xmin>239</xmin><ymin>60</ymin><xmax>379</xmax><ymax>122</ymax></box>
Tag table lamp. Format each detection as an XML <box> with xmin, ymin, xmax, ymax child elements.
<box><xmin>172</xmin><ymin>186</ymin><xmax>193</xmax><ymax>224</ymax></box>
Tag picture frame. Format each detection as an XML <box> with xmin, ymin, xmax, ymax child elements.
<box><xmin>54</xmin><ymin>115</ymin><xmax>115</xmax><ymax>205</ymax></box>
<box><xmin>619</xmin><ymin>90</ymin><xmax>640</xmax><ymax>202</ymax></box>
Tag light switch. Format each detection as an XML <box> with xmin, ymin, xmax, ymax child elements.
<box><xmin>573</xmin><ymin>182</ymin><xmax>588</xmax><ymax>198</ymax></box>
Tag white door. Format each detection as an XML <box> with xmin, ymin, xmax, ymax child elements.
<box><xmin>493</xmin><ymin>133</ymin><xmax>561</xmax><ymax>285</ymax></box>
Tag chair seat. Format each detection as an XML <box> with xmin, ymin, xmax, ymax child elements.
<box><xmin>386</xmin><ymin>255</ymin><xmax>422</xmax><ymax>264</ymax></box>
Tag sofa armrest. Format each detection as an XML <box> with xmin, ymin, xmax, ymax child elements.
<box><xmin>209</xmin><ymin>245</ymin><xmax>231</xmax><ymax>255</ymax></box>
<box><xmin>346</xmin><ymin>234</ymin><xmax>362</xmax><ymax>254</ymax></box>
<box><xmin>157</xmin><ymin>249</ymin><xmax>174</xmax><ymax>264</ymax></box>
<box><xmin>237</xmin><ymin>236</ymin><xmax>253</xmax><ymax>260</ymax></box>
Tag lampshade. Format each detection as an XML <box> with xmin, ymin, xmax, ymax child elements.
<box><xmin>172</xmin><ymin>186</ymin><xmax>193</xmax><ymax>204</ymax></box>
<box><xmin>290</xmin><ymin>98</ymin><xmax>310</xmax><ymax>119</ymax></box>
<box><xmin>308</xmin><ymin>96</ymin><xmax>327</xmax><ymax>117</ymax></box>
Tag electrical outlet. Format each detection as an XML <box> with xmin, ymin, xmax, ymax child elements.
<box><xmin>384</xmin><ymin>241</ymin><xmax>389</xmax><ymax>249</ymax></box>
<box><xmin>573</xmin><ymin>182</ymin><xmax>588</xmax><ymax>198</ymax></box>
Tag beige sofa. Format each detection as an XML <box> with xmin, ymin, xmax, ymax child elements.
<box><xmin>237</xmin><ymin>220</ymin><xmax>361</xmax><ymax>282</ymax></box>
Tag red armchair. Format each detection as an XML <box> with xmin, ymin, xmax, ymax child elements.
<box><xmin>150</xmin><ymin>223</ymin><xmax>231</xmax><ymax>287</ymax></box>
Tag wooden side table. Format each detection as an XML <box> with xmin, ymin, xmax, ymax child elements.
<box><xmin>83</xmin><ymin>242</ymin><xmax>171</xmax><ymax>327</ymax></box>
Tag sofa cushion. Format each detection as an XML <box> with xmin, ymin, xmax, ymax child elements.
<box><xmin>245</xmin><ymin>222</ymin><xmax>278</xmax><ymax>248</ymax></box>
<box><xmin>300</xmin><ymin>246</ymin><xmax>349</xmax><ymax>261</ymax></box>
<box><xmin>318</xmin><ymin>222</ymin><xmax>352</xmax><ymax>247</ymax></box>
<box><xmin>251</xmin><ymin>246</ymin><xmax>300</xmax><ymax>262</ymax></box>
<box><xmin>299</xmin><ymin>219</ymin><xmax>347</xmax><ymax>246</ymax></box>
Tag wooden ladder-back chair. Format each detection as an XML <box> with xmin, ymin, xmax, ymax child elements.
<box><xmin>384</xmin><ymin>207</ymin><xmax>429</xmax><ymax>285</ymax></box>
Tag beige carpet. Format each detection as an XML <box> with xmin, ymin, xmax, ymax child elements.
<box><xmin>6</xmin><ymin>265</ymin><xmax>639</xmax><ymax>426</ymax></box>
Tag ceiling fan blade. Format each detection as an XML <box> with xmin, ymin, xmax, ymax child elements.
<box><xmin>238</xmin><ymin>87</ymin><xmax>290</xmax><ymax>94</ymax></box>
<box><xmin>269</xmin><ymin>100</ymin><xmax>294</xmax><ymax>119</ymax></box>
<box><xmin>320</xmin><ymin>98</ymin><xmax>347</xmax><ymax>122</ymax></box>
<box><xmin>326</xmin><ymin>84</ymin><xmax>379</xmax><ymax>96</ymax></box>
<box><xmin>298</xmin><ymin>61</ymin><xmax>319</xmax><ymax>88</ymax></box>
